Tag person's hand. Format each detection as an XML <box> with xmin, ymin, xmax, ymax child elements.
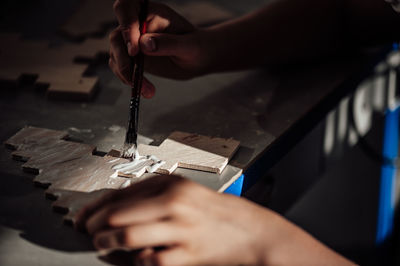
<box><xmin>109</xmin><ymin>0</ymin><xmax>210</xmax><ymax>98</ymax></box>
<box><xmin>75</xmin><ymin>175</ymin><xmax>354</xmax><ymax>266</ymax></box>
<box><xmin>75</xmin><ymin>175</ymin><xmax>275</xmax><ymax>265</ymax></box>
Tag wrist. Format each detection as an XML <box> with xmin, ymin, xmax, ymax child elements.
<box><xmin>258</xmin><ymin>213</ymin><xmax>357</xmax><ymax>266</ymax></box>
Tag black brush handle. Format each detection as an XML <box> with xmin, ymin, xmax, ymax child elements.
<box><xmin>125</xmin><ymin>53</ymin><xmax>144</xmax><ymax>146</ymax></box>
<box><xmin>125</xmin><ymin>0</ymin><xmax>148</xmax><ymax>147</ymax></box>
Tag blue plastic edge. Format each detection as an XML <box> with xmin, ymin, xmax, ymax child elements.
<box><xmin>224</xmin><ymin>174</ymin><xmax>244</xmax><ymax>196</ymax></box>
<box><xmin>376</xmin><ymin>106</ymin><xmax>399</xmax><ymax>245</ymax></box>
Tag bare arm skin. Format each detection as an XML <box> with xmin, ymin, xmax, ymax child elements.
<box><xmin>109</xmin><ymin>0</ymin><xmax>400</xmax><ymax>92</ymax></box>
<box><xmin>199</xmin><ymin>0</ymin><xmax>400</xmax><ymax>73</ymax></box>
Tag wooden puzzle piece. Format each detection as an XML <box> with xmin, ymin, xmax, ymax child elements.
<box><xmin>132</xmin><ymin>131</ymin><xmax>240</xmax><ymax>176</ymax></box>
<box><xmin>50</xmin><ymin>189</ymin><xmax>114</xmax><ymax>224</ymax></box>
<box><xmin>21</xmin><ymin>140</ymin><xmax>96</xmax><ymax>174</ymax></box>
<box><xmin>4</xmin><ymin>127</ymin><xmax>240</xmax><ymax>224</ymax></box>
<box><xmin>0</xmin><ymin>34</ymin><xmax>109</xmax><ymax>100</ymax></box>
<box><xmin>37</xmin><ymin>155</ymin><xmax>131</xmax><ymax>195</ymax></box>
<box><xmin>4</xmin><ymin>126</ymin><xmax>68</xmax><ymax>150</ymax></box>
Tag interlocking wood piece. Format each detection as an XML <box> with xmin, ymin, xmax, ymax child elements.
<box><xmin>5</xmin><ymin>127</ymin><xmax>95</xmax><ymax>174</ymax></box>
<box><xmin>50</xmin><ymin>189</ymin><xmax>114</xmax><ymax>224</ymax></box>
<box><xmin>21</xmin><ymin>141</ymin><xmax>96</xmax><ymax>175</ymax></box>
<box><xmin>0</xmin><ymin>34</ymin><xmax>109</xmax><ymax>100</ymax></box>
<box><xmin>4</xmin><ymin>126</ymin><xmax>68</xmax><ymax>150</ymax></box>
<box><xmin>4</xmin><ymin>127</ymin><xmax>240</xmax><ymax>224</ymax></box>
<box><xmin>35</xmin><ymin>155</ymin><xmax>131</xmax><ymax>195</ymax></box>
<box><xmin>60</xmin><ymin>0</ymin><xmax>115</xmax><ymax>40</ymax></box>
<box><xmin>131</xmin><ymin>131</ymin><xmax>240</xmax><ymax>176</ymax></box>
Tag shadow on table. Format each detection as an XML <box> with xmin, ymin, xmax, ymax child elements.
<box><xmin>0</xmin><ymin>170</ymin><xmax>142</xmax><ymax>266</ymax></box>
<box><xmin>0</xmin><ymin>171</ymin><xmax>94</xmax><ymax>252</ymax></box>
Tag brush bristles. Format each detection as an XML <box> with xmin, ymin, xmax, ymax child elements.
<box><xmin>121</xmin><ymin>143</ymin><xmax>138</xmax><ymax>159</ymax></box>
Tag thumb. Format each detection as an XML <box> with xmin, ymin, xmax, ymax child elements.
<box><xmin>139</xmin><ymin>33</ymin><xmax>195</xmax><ymax>57</ymax></box>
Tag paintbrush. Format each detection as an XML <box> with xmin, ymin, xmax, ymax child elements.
<box><xmin>121</xmin><ymin>0</ymin><xmax>149</xmax><ymax>159</ymax></box>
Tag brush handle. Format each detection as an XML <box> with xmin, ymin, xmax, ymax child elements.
<box><xmin>126</xmin><ymin>53</ymin><xmax>144</xmax><ymax>146</ymax></box>
<box><xmin>125</xmin><ymin>0</ymin><xmax>149</xmax><ymax>147</ymax></box>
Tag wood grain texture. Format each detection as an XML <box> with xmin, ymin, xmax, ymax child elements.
<box><xmin>4</xmin><ymin>127</ymin><xmax>240</xmax><ymax>224</ymax></box>
<box><xmin>0</xmin><ymin>34</ymin><xmax>109</xmax><ymax>100</ymax></box>
<box><xmin>50</xmin><ymin>189</ymin><xmax>114</xmax><ymax>224</ymax></box>
<box><xmin>134</xmin><ymin>131</ymin><xmax>240</xmax><ymax>175</ymax></box>
<box><xmin>4</xmin><ymin>126</ymin><xmax>68</xmax><ymax>150</ymax></box>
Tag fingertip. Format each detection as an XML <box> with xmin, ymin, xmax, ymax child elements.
<box><xmin>142</xmin><ymin>78</ymin><xmax>156</xmax><ymax>99</ymax></box>
<box><xmin>140</xmin><ymin>35</ymin><xmax>156</xmax><ymax>53</ymax></box>
<box><xmin>128</xmin><ymin>42</ymin><xmax>140</xmax><ymax>56</ymax></box>
<box><xmin>122</xmin><ymin>29</ymin><xmax>140</xmax><ymax>56</ymax></box>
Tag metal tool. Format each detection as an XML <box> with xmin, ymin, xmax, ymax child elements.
<box><xmin>122</xmin><ymin>0</ymin><xmax>149</xmax><ymax>159</ymax></box>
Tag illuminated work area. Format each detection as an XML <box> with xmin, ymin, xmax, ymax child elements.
<box><xmin>0</xmin><ymin>0</ymin><xmax>399</xmax><ymax>265</ymax></box>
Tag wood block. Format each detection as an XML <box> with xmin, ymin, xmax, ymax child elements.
<box><xmin>0</xmin><ymin>33</ymin><xmax>109</xmax><ymax>100</ymax></box>
<box><xmin>132</xmin><ymin>131</ymin><xmax>240</xmax><ymax>176</ymax></box>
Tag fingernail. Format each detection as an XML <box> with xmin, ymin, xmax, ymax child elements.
<box><xmin>127</xmin><ymin>41</ymin><xmax>133</xmax><ymax>55</ymax></box>
<box><xmin>142</xmin><ymin>37</ymin><xmax>156</xmax><ymax>52</ymax></box>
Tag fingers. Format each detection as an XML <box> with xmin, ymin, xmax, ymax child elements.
<box><xmin>76</xmin><ymin>176</ymin><xmax>183</xmax><ymax>232</ymax></box>
<box><xmin>109</xmin><ymin>54</ymin><xmax>155</xmax><ymax>98</ymax></box>
<box><xmin>93</xmin><ymin>221</ymin><xmax>183</xmax><ymax>250</ymax></box>
<box><xmin>109</xmin><ymin>28</ymin><xmax>132</xmax><ymax>84</ymax></box>
<box><xmin>146</xmin><ymin>3</ymin><xmax>195</xmax><ymax>34</ymax></box>
<box><xmin>109</xmin><ymin>28</ymin><xmax>156</xmax><ymax>98</ymax></box>
<box><xmin>142</xmin><ymin>77</ymin><xmax>156</xmax><ymax>98</ymax></box>
<box><xmin>85</xmin><ymin>194</ymin><xmax>170</xmax><ymax>235</ymax></box>
<box><xmin>75</xmin><ymin>189</ymin><xmax>118</xmax><ymax>232</ymax></box>
<box><xmin>109</xmin><ymin>56</ymin><xmax>130</xmax><ymax>86</ymax></box>
<box><xmin>140</xmin><ymin>33</ymin><xmax>196</xmax><ymax>57</ymax></box>
<box><xmin>113</xmin><ymin>0</ymin><xmax>141</xmax><ymax>55</ymax></box>
<box><xmin>152</xmin><ymin>247</ymin><xmax>193</xmax><ymax>266</ymax></box>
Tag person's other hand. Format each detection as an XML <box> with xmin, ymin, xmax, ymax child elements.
<box><xmin>109</xmin><ymin>0</ymin><xmax>209</xmax><ymax>98</ymax></box>
<box><xmin>76</xmin><ymin>175</ymin><xmax>356</xmax><ymax>266</ymax></box>
<box><xmin>75</xmin><ymin>175</ymin><xmax>281</xmax><ymax>265</ymax></box>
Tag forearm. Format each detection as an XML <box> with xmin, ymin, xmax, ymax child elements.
<box><xmin>198</xmin><ymin>0</ymin><xmax>400</xmax><ymax>73</ymax></box>
<box><xmin>261</xmin><ymin>212</ymin><xmax>356</xmax><ymax>265</ymax></box>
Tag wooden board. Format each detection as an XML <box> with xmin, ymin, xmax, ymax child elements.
<box><xmin>136</xmin><ymin>131</ymin><xmax>240</xmax><ymax>175</ymax></box>
<box><xmin>4</xmin><ymin>126</ymin><xmax>240</xmax><ymax>223</ymax></box>
<box><xmin>0</xmin><ymin>34</ymin><xmax>109</xmax><ymax>100</ymax></box>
